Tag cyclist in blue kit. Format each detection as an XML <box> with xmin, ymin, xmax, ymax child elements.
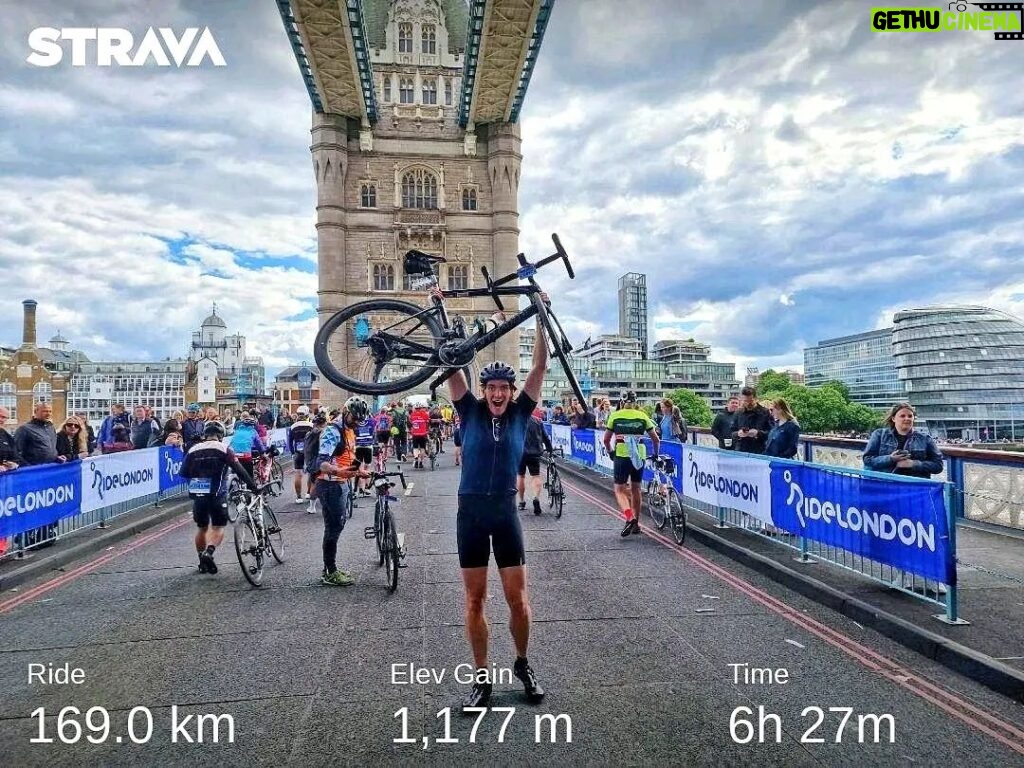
<box><xmin>430</xmin><ymin>286</ymin><xmax>549</xmax><ymax>710</ymax></box>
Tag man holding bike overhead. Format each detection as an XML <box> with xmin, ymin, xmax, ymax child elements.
<box><xmin>429</xmin><ymin>286</ymin><xmax>549</xmax><ymax>711</ymax></box>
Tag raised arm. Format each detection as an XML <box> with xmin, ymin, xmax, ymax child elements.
<box><xmin>523</xmin><ymin>298</ymin><xmax>550</xmax><ymax>403</ymax></box>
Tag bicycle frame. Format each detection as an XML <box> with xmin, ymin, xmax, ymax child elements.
<box><xmin>411</xmin><ymin>280</ymin><xmax>585</xmax><ymax>403</ymax></box>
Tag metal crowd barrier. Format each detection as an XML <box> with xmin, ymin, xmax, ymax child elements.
<box><xmin>556</xmin><ymin>427</ymin><xmax>964</xmax><ymax>624</ymax></box>
<box><xmin>0</xmin><ymin>451</ymin><xmax>188</xmax><ymax>563</ymax></box>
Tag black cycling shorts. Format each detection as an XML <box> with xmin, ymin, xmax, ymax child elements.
<box><xmin>293</xmin><ymin>453</ymin><xmax>304</xmax><ymax>470</ymax></box>
<box><xmin>411</xmin><ymin>435</ymin><xmax>428</xmax><ymax>450</ymax></box>
<box><xmin>613</xmin><ymin>456</ymin><xmax>643</xmax><ymax>485</ymax></box>
<box><xmin>355</xmin><ymin>446</ymin><xmax>373</xmax><ymax>465</ymax></box>
<box><xmin>453</xmin><ymin>429</ymin><xmax>462</xmax><ymax>447</ymax></box>
<box><xmin>517</xmin><ymin>455</ymin><xmax>541</xmax><ymax>477</ymax></box>
<box><xmin>457</xmin><ymin>495</ymin><xmax>525</xmax><ymax>570</ymax></box>
<box><xmin>193</xmin><ymin>496</ymin><xmax>229</xmax><ymax>528</ymax></box>
<box><xmin>376</xmin><ymin>430</ymin><xmax>391</xmax><ymax>444</ymax></box>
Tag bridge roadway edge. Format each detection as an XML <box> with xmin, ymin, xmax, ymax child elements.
<box><xmin>554</xmin><ymin>459</ymin><xmax>1024</xmax><ymax>704</ymax></box>
<box><xmin>0</xmin><ymin>500</ymin><xmax>192</xmax><ymax>594</ymax></box>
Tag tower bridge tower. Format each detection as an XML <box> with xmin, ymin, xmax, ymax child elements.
<box><xmin>279</xmin><ymin>0</ymin><xmax>555</xmax><ymax>403</ymax></box>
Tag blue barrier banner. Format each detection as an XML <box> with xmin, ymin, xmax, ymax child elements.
<box><xmin>159</xmin><ymin>446</ymin><xmax>186</xmax><ymax>491</ymax></box>
<box><xmin>0</xmin><ymin>462</ymin><xmax>82</xmax><ymax>539</ymax></box>
<box><xmin>571</xmin><ymin>429</ymin><xmax>597</xmax><ymax>464</ymax></box>
<box><xmin>770</xmin><ymin>463</ymin><xmax>953</xmax><ymax>584</ymax></box>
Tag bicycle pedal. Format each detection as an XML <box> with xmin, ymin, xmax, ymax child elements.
<box><xmin>363</xmin><ymin>526</ymin><xmax>376</xmax><ymax>539</ymax></box>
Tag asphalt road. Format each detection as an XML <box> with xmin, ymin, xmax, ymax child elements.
<box><xmin>1</xmin><ymin>457</ymin><xmax>1023</xmax><ymax>767</ymax></box>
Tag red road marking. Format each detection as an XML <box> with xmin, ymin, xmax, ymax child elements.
<box><xmin>564</xmin><ymin>479</ymin><xmax>1024</xmax><ymax>755</ymax></box>
<box><xmin>0</xmin><ymin>515</ymin><xmax>191</xmax><ymax>615</ymax></box>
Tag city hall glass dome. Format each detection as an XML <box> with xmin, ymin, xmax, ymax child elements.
<box><xmin>893</xmin><ymin>306</ymin><xmax>1024</xmax><ymax>439</ymax></box>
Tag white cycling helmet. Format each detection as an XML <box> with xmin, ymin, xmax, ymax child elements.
<box><xmin>296</xmin><ymin>405</ymin><xmax>310</xmax><ymax>416</ymax></box>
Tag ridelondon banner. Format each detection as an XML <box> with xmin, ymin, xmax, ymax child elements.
<box><xmin>546</xmin><ymin>427</ymin><xmax>954</xmax><ymax>584</ymax></box>
<box><xmin>0</xmin><ymin>447</ymin><xmax>187</xmax><ymax>540</ymax></box>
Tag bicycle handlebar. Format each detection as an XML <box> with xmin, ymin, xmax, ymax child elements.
<box><xmin>369</xmin><ymin>470</ymin><xmax>407</xmax><ymax>489</ymax></box>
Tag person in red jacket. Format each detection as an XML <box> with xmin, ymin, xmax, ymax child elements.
<box><xmin>409</xmin><ymin>404</ymin><xmax>431</xmax><ymax>469</ymax></box>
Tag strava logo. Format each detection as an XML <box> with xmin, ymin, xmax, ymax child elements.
<box><xmin>26</xmin><ymin>27</ymin><xmax>226</xmax><ymax>68</ymax></box>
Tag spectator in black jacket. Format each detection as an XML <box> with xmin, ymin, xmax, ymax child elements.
<box><xmin>14</xmin><ymin>402</ymin><xmax>61</xmax><ymax>466</ymax></box>
<box><xmin>0</xmin><ymin>406</ymin><xmax>21</xmax><ymax>472</ymax></box>
<box><xmin>711</xmin><ymin>396</ymin><xmax>740</xmax><ymax>449</ymax></box>
<box><xmin>131</xmin><ymin>406</ymin><xmax>160</xmax><ymax>450</ymax></box>
<box><xmin>56</xmin><ymin>417</ymin><xmax>89</xmax><ymax>462</ymax></box>
<box><xmin>731</xmin><ymin>387</ymin><xmax>772</xmax><ymax>454</ymax></box>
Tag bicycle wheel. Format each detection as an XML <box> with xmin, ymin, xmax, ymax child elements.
<box><xmin>346</xmin><ymin>485</ymin><xmax>355</xmax><ymax>519</ymax></box>
<box><xmin>265</xmin><ymin>506</ymin><xmax>285</xmax><ymax>563</ymax></box>
<box><xmin>550</xmin><ymin>470</ymin><xmax>564</xmax><ymax>519</ymax></box>
<box><xmin>226</xmin><ymin>477</ymin><xmax>242</xmax><ymax>523</ymax></box>
<box><xmin>668</xmin><ymin>488</ymin><xmax>687</xmax><ymax>545</ymax></box>
<box><xmin>270</xmin><ymin>459</ymin><xmax>284</xmax><ymax>495</ymax></box>
<box><xmin>647</xmin><ymin>480</ymin><xmax>668</xmax><ymax>530</ymax></box>
<box><xmin>375</xmin><ymin>498</ymin><xmax>385</xmax><ymax>566</ymax></box>
<box><xmin>314</xmin><ymin>299</ymin><xmax>446</xmax><ymax>394</ymax></box>
<box><xmin>383</xmin><ymin>509</ymin><xmax>400</xmax><ymax>593</ymax></box>
<box><xmin>234</xmin><ymin>512</ymin><xmax>264</xmax><ymax>587</ymax></box>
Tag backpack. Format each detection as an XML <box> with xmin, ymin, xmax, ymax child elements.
<box><xmin>392</xmin><ymin>410</ymin><xmax>408</xmax><ymax>430</ymax></box>
<box><xmin>303</xmin><ymin>429</ymin><xmax>322</xmax><ymax>472</ymax></box>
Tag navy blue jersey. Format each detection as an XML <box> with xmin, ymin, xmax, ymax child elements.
<box><xmin>454</xmin><ymin>392</ymin><xmax>536</xmax><ymax>496</ymax></box>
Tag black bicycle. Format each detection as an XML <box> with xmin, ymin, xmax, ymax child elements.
<box><xmin>543</xmin><ymin>447</ymin><xmax>565</xmax><ymax>518</ymax></box>
<box><xmin>313</xmin><ymin>234</ymin><xmax>587</xmax><ymax>403</ymax></box>
<box><xmin>645</xmin><ymin>455</ymin><xmax>686</xmax><ymax>545</ymax></box>
<box><xmin>362</xmin><ymin>470</ymin><xmax>407</xmax><ymax>593</ymax></box>
<box><xmin>426</xmin><ymin>424</ymin><xmax>442</xmax><ymax>470</ymax></box>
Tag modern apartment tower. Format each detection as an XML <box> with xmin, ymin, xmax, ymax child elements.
<box><xmin>618</xmin><ymin>272</ymin><xmax>648</xmax><ymax>359</ymax></box>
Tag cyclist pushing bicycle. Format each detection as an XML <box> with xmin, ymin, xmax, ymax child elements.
<box><xmin>603</xmin><ymin>391</ymin><xmax>660</xmax><ymax>537</ymax></box>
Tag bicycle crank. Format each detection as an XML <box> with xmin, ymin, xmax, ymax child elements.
<box><xmin>437</xmin><ymin>341</ymin><xmax>475</xmax><ymax>367</ymax></box>
<box><xmin>363</xmin><ymin>526</ymin><xmax>377</xmax><ymax>540</ymax></box>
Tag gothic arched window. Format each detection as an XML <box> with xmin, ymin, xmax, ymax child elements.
<box><xmin>398</xmin><ymin>23</ymin><xmax>413</xmax><ymax>53</ymax></box>
<box><xmin>462</xmin><ymin>187</ymin><xmax>477</xmax><ymax>211</ymax></box>
<box><xmin>361</xmin><ymin>184</ymin><xmax>377</xmax><ymax>208</ymax></box>
<box><xmin>401</xmin><ymin>169</ymin><xmax>438</xmax><ymax>209</ymax></box>
<box><xmin>422</xmin><ymin>79</ymin><xmax>437</xmax><ymax>105</ymax></box>
<box><xmin>422</xmin><ymin>24</ymin><xmax>436</xmax><ymax>54</ymax></box>
<box><xmin>373</xmin><ymin>264</ymin><xmax>395</xmax><ymax>291</ymax></box>
<box><xmin>399</xmin><ymin>78</ymin><xmax>414</xmax><ymax>104</ymax></box>
<box><xmin>447</xmin><ymin>265</ymin><xmax>468</xmax><ymax>291</ymax></box>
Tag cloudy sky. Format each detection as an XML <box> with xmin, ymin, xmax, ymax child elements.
<box><xmin>2</xmin><ymin>0</ymin><xmax>1023</xmax><ymax>382</ymax></box>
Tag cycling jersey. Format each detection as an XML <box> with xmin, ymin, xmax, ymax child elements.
<box><xmin>454</xmin><ymin>392</ymin><xmax>536</xmax><ymax>496</ymax></box>
<box><xmin>605</xmin><ymin>408</ymin><xmax>656</xmax><ymax>461</ymax></box>
<box><xmin>410</xmin><ymin>409</ymin><xmax>430</xmax><ymax>437</ymax></box>
<box><xmin>286</xmin><ymin>420</ymin><xmax>314</xmax><ymax>454</ymax></box>
<box><xmin>229</xmin><ymin>422</ymin><xmax>266</xmax><ymax>457</ymax></box>
<box><xmin>180</xmin><ymin>440</ymin><xmax>256</xmax><ymax>499</ymax></box>
<box><xmin>375</xmin><ymin>412</ymin><xmax>392</xmax><ymax>432</ymax></box>
<box><xmin>355</xmin><ymin>418</ymin><xmax>375</xmax><ymax>447</ymax></box>
<box><xmin>317</xmin><ymin>423</ymin><xmax>356</xmax><ymax>482</ymax></box>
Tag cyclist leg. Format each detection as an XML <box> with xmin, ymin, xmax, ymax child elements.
<box><xmin>457</xmin><ymin>497</ymin><xmax>493</xmax><ymax>673</ymax></box>
<box><xmin>613</xmin><ymin>457</ymin><xmax>641</xmax><ymax>535</ymax></box>
<box><xmin>293</xmin><ymin>453</ymin><xmax>305</xmax><ymax>501</ymax></box>
<box><xmin>525</xmin><ymin>456</ymin><xmax>542</xmax><ymax>514</ymax></box>
<box><xmin>492</xmin><ymin>500</ymin><xmax>543</xmax><ymax>702</ymax></box>
<box><xmin>319</xmin><ymin>482</ymin><xmax>353</xmax><ymax>584</ymax></box>
<box><xmin>194</xmin><ymin>497</ymin><xmax>227</xmax><ymax>574</ymax></box>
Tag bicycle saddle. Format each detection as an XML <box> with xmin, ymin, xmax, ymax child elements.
<box><xmin>403</xmin><ymin>249</ymin><xmax>446</xmax><ymax>275</ymax></box>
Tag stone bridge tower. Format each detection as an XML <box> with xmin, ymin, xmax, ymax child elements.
<box><xmin>281</xmin><ymin>0</ymin><xmax>553</xmax><ymax>405</ymax></box>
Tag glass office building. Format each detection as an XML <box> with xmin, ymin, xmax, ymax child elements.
<box><xmin>894</xmin><ymin>306</ymin><xmax>1024</xmax><ymax>440</ymax></box>
<box><xmin>804</xmin><ymin>329</ymin><xmax>902</xmax><ymax>410</ymax></box>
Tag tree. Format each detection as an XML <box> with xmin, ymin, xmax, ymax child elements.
<box><xmin>667</xmin><ymin>388</ymin><xmax>713</xmax><ymax>428</ymax></box>
<box><xmin>757</xmin><ymin>369</ymin><xmax>793</xmax><ymax>395</ymax></box>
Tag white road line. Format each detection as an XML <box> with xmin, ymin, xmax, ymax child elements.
<box><xmin>785</xmin><ymin>639</ymin><xmax>806</xmax><ymax>649</ymax></box>
<box><xmin>404</xmin><ymin>483</ymin><xmax>415</xmax><ymax>496</ymax></box>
